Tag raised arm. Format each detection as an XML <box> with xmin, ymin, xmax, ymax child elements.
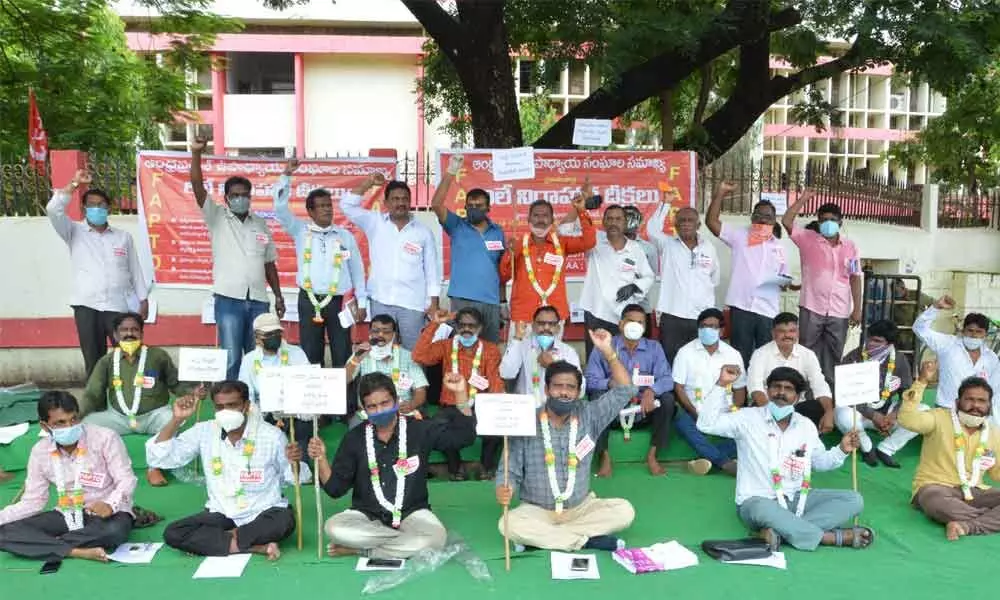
<box><xmin>411</xmin><ymin>313</ymin><xmax>451</xmax><ymax>367</ymax></box>
<box><xmin>46</xmin><ymin>170</ymin><xmax>90</xmax><ymax>242</ymax></box>
<box><xmin>499</xmin><ymin>325</ymin><xmax>528</xmax><ymax>380</ymax></box>
<box><xmin>696</xmin><ymin>365</ymin><xmax>746</xmax><ymax>438</ymax></box>
<box><xmin>431</xmin><ymin>154</ymin><xmax>463</xmax><ymax>224</ymax></box>
<box><xmin>913</xmin><ymin>298</ymin><xmax>956</xmax><ymax>353</ymax></box>
<box><xmin>706</xmin><ymin>181</ymin><xmax>735</xmax><ymax>238</ymax></box>
<box><xmin>272</xmin><ymin>159</ymin><xmax>304</xmax><ymax>236</ymax></box>
<box><xmin>897</xmin><ymin>361</ymin><xmax>939</xmax><ymax>436</ymax></box>
<box><xmin>585</xmin><ymin>329</ymin><xmax>637</xmax><ymax>430</ymax></box>
<box><xmin>781</xmin><ymin>188</ymin><xmax>813</xmax><ymax>235</ymax></box>
<box><xmin>340</xmin><ymin>173</ymin><xmax>386</xmax><ymax>233</ymax></box>
<box><xmin>146</xmin><ymin>395</ymin><xmax>202</xmax><ymax>468</ymax></box>
<box><xmin>645</xmin><ymin>194</ymin><xmax>673</xmax><ymax>249</ymax></box>
<box><xmin>563</xmin><ymin>189</ymin><xmax>598</xmax><ymax>254</ymax></box>
<box><xmin>190</xmin><ymin>137</ymin><xmax>208</xmax><ymax>208</ymax></box>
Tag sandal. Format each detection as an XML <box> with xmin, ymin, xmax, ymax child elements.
<box><xmin>833</xmin><ymin>526</ymin><xmax>874</xmax><ymax>549</ymax></box>
<box><xmin>132</xmin><ymin>505</ymin><xmax>164</xmax><ymax>529</ymax></box>
<box><xmin>758</xmin><ymin>528</ymin><xmax>782</xmax><ymax>552</ymax></box>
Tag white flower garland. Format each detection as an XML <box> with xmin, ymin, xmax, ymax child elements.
<box><xmin>951</xmin><ymin>410</ymin><xmax>991</xmax><ymax>501</ymax></box>
<box><xmin>365</xmin><ymin>415</ymin><xmax>409</xmax><ymax>527</ymax></box>
<box><xmin>770</xmin><ymin>433</ymin><xmax>811</xmax><ymax>518</ymax></box>
<box><xmin>540</xmin><ymin>411</ymin><xmax>579</xmax><ymax>514</ymax></box>
<box><xmin>112</xmin><ymin>346</ymin><xmax>148</xmax><ymax>430</ymax></box>
<box><xmin>51</xmin><ymin>446</ymin><xmax>86</xmax><ymax>531</ymax></box>
<box><xmin>209</xmin><ymin>411</ymin><xmax>260</xmax><ymax>513</ymax></box>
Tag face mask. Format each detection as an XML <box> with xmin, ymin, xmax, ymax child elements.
<box><xmin>957</xmin><ymin>411</ymin><xmax>986</xmax><ymax>429</ymax></box>
<box><xmin>865</xmin><ymin>341</ymin><xmax>891</xmax><ymax>362</ymax></box>
<box><xmin>535</xmin><ymin>334</ymin><xmax>555</xmax><ymax>351</ymax></box>
<box><xmin>458</xmin><ymin>333</ymin><xmax>479</xmax><ymax>348</ymax></box>
<box><xmin>622</xmin><ymin>321</ymin><xmax>644</xmax><ymax>341</ymax></box>
<box><xmin>546</xmin><ymin>396</ymin><xmax>576</xmax><ymax>416</ymax></box>
<box><xmin>119</xmin><ymin>339</ymin><xmax>142</xmax><ymax>356</ymax></box>
<box><xmin>227</xmin><ymin>195</ymin><xmax>251</xmax><ymax>215</ymax></box>
<box><xmin>50</xmin><ymin>423</ymin><xmax>83</xmax><ymax>446</ymax></box>
<box><xmin>260</xmin><ymin>335</ymin><xmax>282</xmax><ymax>352</ymax></box>
<box><xmin>963</xmin><ymin>336</ymin><xmax>984</xmax><ymax>351</ymax></box>
<box><xmin>750</xmin><ymin>223</ymin><xmax>774</xmax><ymax>238</ymax></box>
<box><xmin>698</xmin><ymin>327</ymin><xmax>720</xmax><ymax>346</ymax></box>
<box><xmin>530</xmin><ymin>224</ymin><xmax>551</xmax><ymax>238</ymax></box>
<box><xmin>368</xmin><ymin>405</ymin><xmax>398</xmax><ymax>428</ymax></box>
<box><xmin>819</xmin><ymin>220</ymin><xmax>840</xmax><ymax>238</ymax></box>
<box><xmin>85</xmin><ymin>206</ymin><xmax>109</xmax><ymax>226</ymax></box>
<box><xmin>466</xmin><ymin>207</ymin><xmax>487</xmax><ymax>224</ymax></box>
<box><xmin>768</xmin><ymin>401</ymin><xmax>795</xmax><ymax>422</ymax></box>
<box><xmin>369</xmin><ymin>342</ymin><xmax>392</xmax><ymax>361</ymax></box>
<box><xmin>215</xmin><ymin>409</ymin><xmax>246</xmax><ymax>433</ymax></box>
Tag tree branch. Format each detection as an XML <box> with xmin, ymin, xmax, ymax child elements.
<box><xmin>401</xmin><ymin>0</ymin><xmax>463</xmax><ymax>56</ymax></box>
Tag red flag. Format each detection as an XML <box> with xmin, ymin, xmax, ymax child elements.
<box><xmin>28</xmin><ymin>89</ymin><xmax>48</xmax><ymax>174</ymax></box>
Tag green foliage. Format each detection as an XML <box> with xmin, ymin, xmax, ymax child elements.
<box><xmin>518</xmin><ymin>94</ymin><xmax>558</xmax><ymax>145</ymax></box>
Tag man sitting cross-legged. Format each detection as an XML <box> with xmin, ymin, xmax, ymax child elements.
<box><xmin>147</xmin><ymin>381</ymin><xmax>305</xmax><ymax>561</ymax></box>
<box><xmin>496</xmin><ymin>329</ymin><xmax>636</xmax><ymax>552</ymax></box>
<box><xmin>698</xmin><ymin>365</ymin><xmax>874</xmax><ymax>551</ymax></box>
<box><xmin>298</xmin><ymin>371</ymin><xmax>475</xmax><ymax>558</ymax></box>
<box><xmin>900</xmin><ymin>361</ymin><xmax>1000</xmax><ymax>541</ymax></box>
<box><xmin>0</xmin><ymin>391</ymin><xmax>136</xmax><ymax>563</ymax></box>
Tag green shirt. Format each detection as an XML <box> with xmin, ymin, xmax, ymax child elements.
<box><xmin>83</xmin><ymin>346</ymin><xmax>183</xmax><ymax>416</ymax></box>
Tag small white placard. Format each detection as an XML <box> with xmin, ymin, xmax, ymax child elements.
<box><xmin>108</xmin><ymin>542</ymin><xmax>164</xmax><ymax>564</ymax></box>
<box><xmin>178</xmin><ymin>348</ymin><xmax>228</xmax><ymax>382</ymax></box>
<box><xmin>432</xmin><ymin>323</ymin><xmax>454</xmax><ymax>342</ymax></box>
<box><xmin>257</xmin><ymin>367</ymin><xmax>287</xmax><ymax>413</ymax></box>
<box><xmin>761</xmin><ymin>191</ymin><xmax>788</xmax><ymax>216</ymax></box>
<box><xmin>491</xmin><ymin>147</ymin><xmax>536</xmax><ymax>181</ymax></box>
<box><xmin>569</xmin><ymin>303</ymin><xmax>585</xmax><ymax>324</ymax></box>
<box><xmin>192</xmin><ymin>554</ymin><xmax>252</xmax><ymax>579</ymax></box>
<box><xmin>474</xmin><ymin>394</ymin><xmax>538</xmax><ymax>437</ymax></box>
<box><xmin>572</xmin><ymin>118</ymin><xmax>613</xmax><ymax>147</ymax></box>
<box><xmin>282</xmin><ymin>367</ymin><xmax>347</xmax><ymax>415</ymax></box>
<box><xmin>834</xmin><ymin>361</ymin><xmax>881</xmax><ymax>407</ymax></box>
<box><xmin>282</xmin><ymin>292</ymin><xmax>300</xmax><ymax>323</ymax></box>
<box><xmin>145</xmin><ymin>298</ymin><xmax>158</xmax><ymax>324</ymax></box>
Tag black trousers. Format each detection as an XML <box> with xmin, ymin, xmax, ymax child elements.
<box><xmin>0</xmin><ymin>510</ymin><xmax>132</xmax><ymax>562</ymax></box>
<box><xmin>429</xmin><ymin>405</ymin><xmax>496</xmax><ymax>473</ymax></box>
<box><xmin>163</xmin><ymin>507</ymin><xmax>295</xmax><ymax>556</ymax></box>
<box><xmin>584</xmin><ymin>311</ymin><xmax>621</xmax><ymax>363</ymax></box>
<box><xmin>795</xmin><ymin>396</ymin><xmax>827</xmax><ymax>429</ymax></box>
<box><xmin>297</xmin><ymin>291</ymin><xmax>351</xmax><ymax>367</ymax></box>
<box><xmin>264</xmin><ymin>414</ymin><xmax>313</xmax><ymax>457</ymax></box>
<box><xmin>728</xmin><ymin>306</ymin><xmax>774</xmax><ymax>368</ymax></box>
<box><xmin>72</xmin><ymin>305</ymin><xmax>121</xmax><ymax>380</ymax></box>
<box><xmin>658</xmin><ymin>313</ymin><xmax>699</xmax><ymax>366</ymax></box>
<box><xmin>596</xmin><ymin>392</ymin><xmax>676</xmax><ymax>456</ymax></box>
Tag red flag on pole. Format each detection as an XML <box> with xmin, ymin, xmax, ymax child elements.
<box><xmin>28</xmin><ymin>89</ymin><xmax>48</xmax><ymax>174</ymax></box>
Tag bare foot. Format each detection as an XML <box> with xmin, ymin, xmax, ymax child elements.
<box><xmin>946</xmin><ymin>521</ymin><xmax>968</xmax><ymax>541</ymax></box>
<box><xmin>647</xmin><ymin>458</ymin><xmax>666</xmax><ymax>476</ymax></box>
<box><xmin>249</xmin><ymin>542</ymin><xmax>281</xmax><ymax>561</ymax></box>
<box><xmin>327</xmin><ymin>543</ymin><xmax>360</xmax><ymax>557</ymax></box>
<box><xmin>69</xmin><ymin>547</ymin><xmax>109</xmax><ymax>562</ymax></box>
<box><xmin>596</xmin><ymin>452</ymin><xmax>613</xmax><ymax>478</ymax></box>
<box><xmin>686</xmin><ymin>458</ymin><xmax>712</xmax><ymax>476</ymax></box>
<box><xmin>756</xmin><ymin>528</ymin><xmax>780</xmax><ymax>552</ymax></box>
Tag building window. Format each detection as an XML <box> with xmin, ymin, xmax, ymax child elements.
<box><xmin>518</xmin><ymin>60</ymin><xmax>537</xmax><ymax>94</ymax></box>
<box><xmin>226</xmin><ymin>52</ymin><xmax>295</xmax><ymax>94</ymax></box>
<box><xmin>568</xmin><ymin>60</ymin><xmax>586</xmax><ymax>96</ymax></box>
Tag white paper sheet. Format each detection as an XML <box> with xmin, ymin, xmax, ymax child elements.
<box><xmin>0</xmin><ymin>422</ymin><xmax>30</xmax><ymax>445</ymax></box>
<box><xmin>760</xmin><ymin>191</ymin><xmax>789</xmax><ymax>215</ymax></box>
<box><xmin>145</xmin><ymin>298</ymin><xmax>158</xmax><ymax>324</ymax></box>
<box><xmin>835</xmin><ymin>361</ymin><xmax>881</xmax><ymax>407</ymax></box>
<box><xmin>492</xmin><ymin>147</ymin><xmax>536</xmax><ymax>181</ymax></box>
<box><xmin>474</xmin><ymin>394</ymin><xmax>538</xmax><ymax>437</ymax></box>
<box><xmin>338</xmin><ymin>306</ymin><xmax>356</xmax><ymax>328</ymax></box>
<box><xmin>355</xmin><ymin>557</ymin><xmax>406</xmax><ymax>571</ymax></box>
<box><xmin>108</xmin><ymin>542</ymin><xmax>164</xmax><ymax>564</ymax></box>
<box><xmin>572</xmin><ymin>118</ymin><xmax>613</xmax><ymax>147</ymax></box>
<box><xmin>200</xmin><ymin>295</ymin><xmax>216</xmax><ymax>325</ymax></box>
<box><xmin>178</xmin><ymin>347</ymin><xmax>229</xmax><ymax>382</ymax></box>
<box><xmin>551</xmin><ymin>552</ymin><xmax>600</xmax><ymax>580</ymax></box>
<box><xmin>723</xmin><ymin>551</ymin><xmax>786</xmax><ymax>570</ymax></box>
<box><xmin>569</xmin><ymin>303</ymin><xmax>585</xmax><ymax>324</ymax></box>
<box><xmin>192</xmin><ymin>554</ymin><xmax>252</xmax><ymax>579</ymax></box>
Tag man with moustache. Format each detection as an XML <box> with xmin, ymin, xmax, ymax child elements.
<box><xmin>346</xmin><ymin>314</ymin><xmax>429</xmax><ymax>424</ymax></box>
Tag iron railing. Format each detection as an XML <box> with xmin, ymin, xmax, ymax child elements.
<box><xmin>938</xmin><ymin>188</ymin><xmax>1000</xmax><ymax>230</ymax></box>
<box><xmin>0</xmin><ymin>157</ymin><xmax>50</xmax><ymax>216</ymax></box>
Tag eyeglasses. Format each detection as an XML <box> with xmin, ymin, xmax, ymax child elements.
<box><xmin>534</xmin><ymin>320</ymin><xmax>560</xmax><ymax>327</ymax></box>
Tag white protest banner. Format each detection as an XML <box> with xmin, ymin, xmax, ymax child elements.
<box><xmin>475</xmin><ymin>394</ymin><xmax>538</xmax><ymax>437</ymax></box>
<box><xmin>572</xmin><ymin>118</ymin><xmax>613</xmax><ymax>147</ymax></box>
<box><xmin>178</xmin><ymin>348</ymin><xmax>228</xmax><ymax>382</ymax></box>
<box><xmin>491</xmin><ymin>147</ymin><xmax>535</xmax><ymax>181</ymax></box>
<box><xmin>761</xmin><ymin>191</ymin><xmax>789</xmax><ymax>215</ymax></box>
<box><xmin>834</xmin><ymin>361</ymin><xmax>880</xmax><ymax>407</ymax></box>
<box><xmin>282</xmin><ymin>367</ymin><xmax>347</xmax><ymax>415</ymax></box>
<box><xmin>257</xmin><ymin>367</ymin><xmax>286</xmax><ymax>413</ymax></box>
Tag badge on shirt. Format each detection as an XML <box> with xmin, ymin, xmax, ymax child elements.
<box><xmin>79</xmin><ymin>471</ymin><xmax>107</xmax><ymax>488</ymax></box>
<box><xmin>142</xmin><ymin>376</ymin><xmax>156</xmax><ymax>389</ymax></box>
<box><xmin>468</xmin><ymin>373</ymin><xmax>490</xmax><ymax>391</ymax></box>
<box><xmin>113</xmin><ymin>247</ymin><xmax>127</xmax><ymax>257</ymax></box>
<box><xmin>338</xmin><ymin>250</ymin><xmax>352</xmax><ymax>260</ymax></box>
<box><xmin>575</xmin><ymin>435</ymin><xmax>595</xmax><ymax>460</ymax></box>
<box><xmin>696</xmin><ymin>255</ymin><xmax>713</xmax><ymax>269</ymax></box>
<box><xmin>979</xmin><ymin>453</ymin><xmax>996</xmax><ymax>471</ymax></box>
<box><xmin>621</xmin><ymin>258</ymin><xmax>636</xmax><ymax>272</ymax></box>
<box><xmin>542</xmin><ymin>252</ymin><xmax>564</xmax><ymax>267</ymax></box>
<box><xmin>782</xmin><ymin>456</ymin><xmax>806</xmax><ymax>478</ymax></box>
<box><xmin>485</xmin><ymin>240</ymin><xmax>504</xmax><ymax>252</ymax></box>
<box><xmin>239</xmin><ymin>470</ymin><xmax>264</xmax><ymax>484</ymax></box>
<box><xmin>397</xmin><ymin>373</ymin><xmax>413</xmax><ymax>391</ymax></box>
<box><xmin>633</xmin><ymin>374</ymin><xmax>655</xmax><ymax>387</ymax></box>
<box><xmin>771</xmin><ymin>246</ymin><xmax>786</xmax><ymax>263</ymax></box>
<box><xmin>403</xmin><ymin>241</ymin><xmax>422</xmax><ymax>255</ymax></box>
<box><xmin>405</xmin><ymin>455</ymin><xmax>420</xmax><ymax>475</ymax></box>
<box><xmin>888</xmin><ymin>376</ymin><xmax>902</xmax><ymax>392</ymax></box>
<box><xmin>255</xmin><ymin>233</ymin><xmax>269</xmax><ymax>245</ymax></box>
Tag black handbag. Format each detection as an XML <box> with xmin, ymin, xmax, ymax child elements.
<box><xmin>701</xmin><ymin>538</ymin><xmax>772</xmax><ymax>562</ymax></box>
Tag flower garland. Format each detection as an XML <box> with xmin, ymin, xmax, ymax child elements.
<box><xmin>302</xmin><ymin>228</ymin><xmax>344</xmax><ymax>324</ymax></box>
<box><xmin>862</xmin><ymin>346</ymin><xmax>896</xmax><ymax>411</ymax></box>
<box><xmin>540</xmin><ymin>410</ymin><xmax>579</xmax><ymax>513</ymax></box>
<box><xmin>253</xmin><ymin>346</ymin><xmax>290</xmax><ymax>374</ymax></box>
<box><xmin>210</xmin><ymin>412</ymin><xmax>259</xmax><ymax>512</ymax></box>
<box><xmin>530</xmin><ymin>338</ymin><xmax>547</xmax><ymax>407</ymax></box>
<box><xmin>620</xmin><ymin>367</ymin><xmax>643</xmax><ymax>441</ymax></box>
<box><xmin>694</xmin><ymin>384</ymin><xmax>738</xmax><ymax>412</ymax></box>
<box><xmin>365</xmin><ymin>415</ymin><xmax>408</xmax><ymax>528</ymax></box>
<box><xmin>951</xmin><ymin>410</ymin><xmax>991</xmax><ymax>501</ymax></box>
<box><xmin>51</xmin><ymin>446</ymin><xmax>86</xmax><ymax>531</ymax></box>
<box><xmin>522</xmin><ymin>232</ymin><xmax>564</xmax><ymax>304</ymax></box>
<box><xmin>112</xmin><ymin>346</ymin><xmax>148</xmax><ymax>430</ymax></box>
<box><xmin>770</xmin><ymin>441</ymin><xmax>811</xmax><ymax>517</ymax></box>
<box><xmin>451</xmin><ymin>337</ymin><xmax>483</xmax><ymax>403</ymax></box>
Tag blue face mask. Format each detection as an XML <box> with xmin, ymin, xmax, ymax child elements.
<box><xmin>85</xmin><ymin>206</ymin><xmax>108</xmax><ymax>226</ymax></box>
<box><xmin>819</xmin><ymin>220</ymin><xmax>840</xmax><ymax>238</ymax></box>
<box><xmin>367</xmin><ymin>405</ymin><xmax>398</xmax><ymax>427</ymax></box>
<box><xmin>458</xmin><ymin>333</ymin><xmax>479</xmax><ymax>348</ymax></box>
<box><xmin>698</xmin><ymin>327</ymin><xmax>720</xmax><ymax>346</ymax></box>
<box><xmin>535</xmin><ymin>334</ymin><xmax>555</xmax><ymax>351</ymax></box>
<box><xmin>768</xmin><ymin>401</ymin><xmax>795</xmax><ymax>422</ymax></box>
<box><xmin>50</xmin><ymin>423</ymin><xmax>83</xmax><ymax>446</ymax></box>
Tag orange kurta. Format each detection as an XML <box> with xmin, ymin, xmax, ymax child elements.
<box><xmin>411</xmin><ymin>323</ymin><xmax>503</xmax><ymax>406</ymax></box>
<box><xmin>500</xmin><ymin>213</ymin><xmax>597</xmax><ymax>323</ymax></box>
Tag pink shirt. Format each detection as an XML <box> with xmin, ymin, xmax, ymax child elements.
<box><xmin>790</xmin><ymin>224</ymin><xmax>860</xmax><ymax>318</ymax></box>
<box><xmin>719</xmin><ymin>224</ymin><xmax>788</xmax><ymax>318</ymax></box>
<box><xmin>0</xmin><ymin>424</ymin><xmax>137</xmax><ymax>526</ymax></box>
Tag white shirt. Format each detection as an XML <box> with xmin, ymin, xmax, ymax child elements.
<box><xmin>237</xmin><ymin>343</ymin><xmax>312</xmax><ymax>403</ymax></box>
<box><xmin>499</xmin><ymin>336</ymin><xmax>584</xmax><ymax>404</ymax></box>
<box><xmin>341</xmin><ymin>192</ymin><xmax>439</xmax><ymax>312</ymax></box>
<box><xmin>747</xmin><ymin>341</ymin><xmax>832</xmax><ymax>401</ymax></box>
<box><xmin>146</xmin><ymin>418</ymin><xmax>307</xmax><ymax>525</ymax></box>
<box><xmin>634</xmin><ymin>237</ymin><xmax>659</xmax><ymax>312</ymax></box>
<box><xmin>671</xmin><ymin>339</ymin><xmax>746</xmax><ymax>404</ymax></box>
<box><xmin>200</xmin><ymin>198</ymin><xmax>277</xmax><ymax>303</ymax></box>
<box><xmin>46</xmin><ymin>191</ymin><xmax>149</xmax><ymax>312</ymax></box>
<box><xmin>646</xmin><ymin>205</ymin><xmax>719</xmax><ymax>319</ymax></box>
<box><xmin>914</xmin><ymin>307</ymin><xmax>1000</xmax><ymax>410</ymax></box>
<box><xmin>578</xmin><ymin>236</ymin><xmax>655</xmax><ymax>323</ymax></box>
<box><xmin>697</xmin><ymin>386</ymin><xmax>847</xmax><ymax>505</ymax></box>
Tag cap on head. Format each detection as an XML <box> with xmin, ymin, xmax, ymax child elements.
<box><xmin>253</xmin><ymin>313</ymin><xmax>283</xmax><ymax>334</ymax></box>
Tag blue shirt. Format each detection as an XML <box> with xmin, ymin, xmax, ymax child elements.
<box><xmin>585</xmin><ymin>336</ymin><xmax>673</xmax><ymax>396</ymax></box>
<box><xmin>272</xmin><ymin>176</ymin><xmax>366</xmax><ymax>301</ymax></box>
<box><xmin>442</xmin><ymin>211</ymin><xmax>505</xmax><ymax>305</ymax></box>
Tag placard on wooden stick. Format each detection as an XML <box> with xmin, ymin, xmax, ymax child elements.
<box><xmin>834</xmin><ymin>361</ymin><xmax>880</xmax><ymax>407</ymax></box>
<box><xmin>282</xmin><ymin>367</ymin><xmax>348</xmax><ymax>415</ymax></box>
<box><xmin>178</xmin><ymin>348</ymin><xmax>228</xmax><ymax>382</ymax></box>
<box><xmin>475</xmin><ymin>394</ymin><xmax>538</xmax><ymax>437</ymax></box>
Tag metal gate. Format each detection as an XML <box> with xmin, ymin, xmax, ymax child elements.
<box><xmin>861</xmin><ymin>273</ymin><xmax>924</xmax><ymax>368</ymax></box>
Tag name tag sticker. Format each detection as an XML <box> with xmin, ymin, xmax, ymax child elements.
<box><xmin>142</xmin><ymin>376</ymin><xmax>156</xmax><ymax>389</ymax></box>
<box><xmin>469</xmin><ymin>373</ymin><xmax>490</xmax><ymax>391</ymax></box>
<box><xmin>239</xmin><ymin>470</ymin><xmax>264</xmax><ymax>484</ymax></box>
<box><xmin>485</xmin><ymin>240</ymin><xmax>504</xmax><ymax>252</ymax></box>
<box><xmin>888</xmin><ymin>376</ymin><xmax>902</xmax><ymax>392</ymax></box>
<box><xmin>339</xmin><ymin>250</ymin><xmax>351</xmax><ymax>260</ymax></box>
<box><xmin>255</xmin><ymin>233</ymin><xmax>269</xmax><ymax>245</ymax></box>
<box><xmin>633</xmin><ymin>374</ymin><xmax>655</xmax><ymax>387</ymax></box>
<box><xmin>576</xmin><ymin>435</ymin><xmax>595</xmax><ymax>460</ymax></box>
<box><xmin>543</xmin><ymin>252</ymin><xmax>564</xmax><ymax>267</ymax></box>
<box><xmin>403</xmin><ymin>241</ymin><xmax>422</xmax><ymax>255</ymax></box>
<box><xmin>405</xmin><ymin>455</ymin><xmax>420</xmax><ymax>475</ymax></box>
<box><xmin>79</xmin><ymin>471</ymin><xmax>107</xmax><ymax>488</ymax></box>
<box><xmin>621</xmin><ymin>261</ymin><xmax>636</xmax><ymax>272</ymax></box>
<box><xmin>397</xmin><ymin>374</ymin><xmax>413</xmax><ymax>391</ymax></box>
<box><xmin>980</xmin><ymin>455</ymin><xmax>996</xmax><ymax>470</ymax></box>
<box><xmin>113</xmin><ymin>247</ymin><xmax>127</xmax><ymax>257</ymax></box>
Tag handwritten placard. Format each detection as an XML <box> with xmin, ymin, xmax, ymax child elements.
<box><xmin>282</xmin><ymin>367</ymin><xmax>347</xmax><ymax>415</ymax></box>
<box><xmin>834</xmin><ymin>361</ymin><xmax>880</xmax><ymax>407</ymax></box>
<box><xmin>760</xmin><ymin>191</ymin><xmax>788</xmax><ymax>216</ymax></box>
<box><xmin>491</xmin><ymin>147</ymin><xmax>536</xmax><ymax>181</ymax></box>
<box><xmin>257</xmin><ymin>367</ymin><xmax>286</xmax><ymax>413</ymax></box>
<box><xmin>572</xmin><ymin>118</ymin><xmax>613</xmax><ymax>147</ymax></box>
<box><xmin>178</xmin><ymin>348</ymin><xmax>228</xmax><ymax>382</ymax></box>
<box><xmin>475</xmin><ymin>394</ymin><xmax>538</xmax><ymax>437</ymax></box>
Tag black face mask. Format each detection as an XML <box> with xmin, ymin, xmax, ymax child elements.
<box><xmin>546</xmin><ymin>396</ymin><xmax>576</xmax><ymax>416</ymax></box>
<box><xmin>466</xmin><ymin>207</ymin><xmax>487</xmax><ymax>224</ymax></box>
<box><xmin>261</xmin><ymin>335</ymin><xmax>282</xmax><ymax>352</ymax></box>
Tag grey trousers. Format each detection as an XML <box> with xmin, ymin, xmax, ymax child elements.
<box><xmin>799</xmin><ymin>307</ymin><xmax>849</xmax><ymax>388</ymax></box>
<box><xmin>326</xmin><ymin>509</ymin><xmax>447</xmax><ymax>559</ymax></box>
<box><xmin>0</xmin><ymin>510</ymin><xmax>133</xmax><ymax>562</ymax></box>
<box><xmin>449</xmin><ymin>297</ymin><xmax>502</xmax><ymax>344</ymax></box>
<box><xmin>370</xmin><ymin>300</ymin><xmax>426</xmax><ymax>351</ymax></box>
<box><xmin>737</xmin><ymin>489</ymin><xmax>863</xmax><ymax>551</ymax></box>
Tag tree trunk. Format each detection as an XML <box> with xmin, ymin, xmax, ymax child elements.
<box><xmin>693</xmin><ymin>63</ymin><xmax>712</xmax><ymax>126</ymax></box>
<box><xmin>659</xmin><ymin>88</ymin><xmax>674</xmax><ymax>150</ymax></box>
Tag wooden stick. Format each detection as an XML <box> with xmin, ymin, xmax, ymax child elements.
<box><xmin>314</xmin><ymin>417</ymin><xmax>323</xmax><ymax>560</ymax></box>
<box><xmin>289</xmin><ymin>418</ymin><xmax>304</xmax><ymax>551</ymax></box>
<box><xmin>503</xmin><ymin>435</ymin><xmax>511</xmax><ymax>572</ymax></box>
<box><xmin>194</xmin><ymin>394</ymin><xmax>203</xmax><ymax>477</ymax></box>
<box><xmin>851</xmin><ymin>409</ymin><xmax>859</xmax><ymax>526</ymax></box>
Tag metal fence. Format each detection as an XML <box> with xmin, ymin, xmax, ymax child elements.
<box><xmin>0</xmin><ymin>157</ymin><xmax>50</xmax><ymax>216</ymax></box>
<box><xmin>938</xmin><ymin>188</ymin><xmax>1000</xmax><ymax>230</ymax></box>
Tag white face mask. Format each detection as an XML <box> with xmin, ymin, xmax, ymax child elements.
<box><xmin>369</xmin><ymin>343</ymin><xmax>392</xmax><ymax>361</ymax></box>
<box><xmin>215</xmin><ymin>409</ymin><xmax>246</xmax><ymax>433</ymax></box>
<box><xmin>963</xmin><ymin>336</ymin><xmax>985</xmax><ymax>351</ymax></box>
<box><xmin>622</xmin><ymin>321</ymin><xmax>644</xmax><ymax>341</ymax></box>
<box><xmin>957</xmin><ymin>410</ymin><xmax>986</xmax><ymax>429</ymax></box>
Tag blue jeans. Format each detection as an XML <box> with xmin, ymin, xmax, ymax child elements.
<box><xmin>214</xmin><ymin>294</ymin><xmax>269</xmax><ymax>380</ymax></box>
<box><xmin>673</xmin><ymin>409</ymin><xmax>736</xmax><ymax>468</ymax></box>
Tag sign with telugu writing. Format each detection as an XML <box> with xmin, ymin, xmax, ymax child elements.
<box><xmin>474</xmin><ymin>394</ymin><xmax>538</xmax><ymax>437</ymax></box>
<box><xmin>257</xmin><ymin>367</ymin><xmax>286</xmax><ymax>413</ymax></box>
<box><xmin>834</xmin><ymin>361</ymin><xmax>880</xmax><ymax>407</ymax></box>
<box><xmin>491</xmin><ymin>147</ymin><xmax>536</xmax><ymax>181</ymax></box>
<box><xmin>177</xmin><ymin>348</ymin><xmax>228</xmax><ymax>382</ymax></box>
<box><xmin>281</xmin><ymin>367</ymin><xmax>347</xmax><ymax>415</ymax></box>
<box><xmin>572</xmin><ymin>118</ymin><xmax>613</xmax><ymax>147</ymax></box>
<box><xmin>761</xmin><ymin>191</ymin><xmax>789</xmax><ymax>215</ymax></box>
